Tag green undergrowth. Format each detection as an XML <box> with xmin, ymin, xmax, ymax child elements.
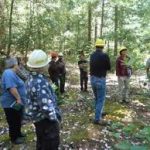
<box><xmin>0</xmin><ymin>83</ymin><xmax>149</xmax><ymax>149</ymax></box>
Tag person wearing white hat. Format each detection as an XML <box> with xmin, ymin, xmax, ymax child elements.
<box><xmin>26</xmin><ymin>49</ymin><xmax>60</xmax><ymax>150</ymax></box>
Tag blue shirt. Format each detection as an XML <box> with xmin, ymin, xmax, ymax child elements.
<box><xmin>1</xmin><ymin>69</ymin><xmax>26</xmax><ymax>108</ymax></box>
<box><xmin>25</xmin><ymin>72</ymin><xmax>58</xmax><ymax>123</ymax></box>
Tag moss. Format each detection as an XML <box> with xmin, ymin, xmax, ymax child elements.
<box><xmin>0</xmin><ymin>134</ymin><xmax>9</xmax><ymax>142</ymax></box>
<box><xmin>67</xmin><ymin>128</ymin><xmax>89</xmax><ymax>143</ymax></box>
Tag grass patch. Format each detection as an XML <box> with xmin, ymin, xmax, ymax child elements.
<box><xmin>67</xmin><ymin>128</ymin><xmax>89</xmax><ymax>143</ymax></box>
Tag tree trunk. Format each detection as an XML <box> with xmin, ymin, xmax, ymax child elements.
<box><xmin>107</xmin><ymin>40</ymin><xmax>110</xmax><ymax>54</ymax></box>
<box><xmin>88</xmin><ymin>2</ymin><xmax>92</xmax><ymax>44</ymax></box>
<box><xmin>0</xmin><ymin>0</ymin><xmax>7</xmax><ymax>56</ymax></box>
<box><xmin>114</xmin><ymin>5</ymin><xmax>118</xmax><ymax>56</ymax></box>
<box><xmin>100</xmin><ymin>0</ymin><xmax>105</xmax><ymax>37</ymax></box>
<box><xmin>76</xmin><ymin>18</ymin><xmax>80</xmax><ymax>51</ymax></box>
<box><xmin>95</xmin><ymin>18</ymin><xmax>97</xmax><ymax>41</ymax></box>
<box><xmin>25</xmin><ymin>0</ymin><xmax>33</xmax><ymax>63</ymax></box>
<box><xmin>7</xmin><ymin>0</ymin><xmax>15</xmax><ymax>57</ymax></box>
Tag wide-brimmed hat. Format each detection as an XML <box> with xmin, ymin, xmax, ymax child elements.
<box><xmin>27</xmin><ymin>49</ymin><xmax>50</xmax><ymax>68</ymax></box>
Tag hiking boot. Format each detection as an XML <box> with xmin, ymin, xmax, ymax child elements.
<box><xmin>12</xmin><ymin>137</ymin><xmax>24</xmax><ymax>145</ymax></box>
<box><xmin>93</xmin><ymin>120</ymin><xmax>109</xmax><ymax>126</ymax></box>
<box><xmin>102</xmin><ymin>112</ymin><xmax>108</xmax><ymax>118</ymax></box>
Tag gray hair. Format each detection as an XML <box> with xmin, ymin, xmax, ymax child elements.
<box><xmin>5</xmin><ymin>57</ymin><xmax>18</xmax><ymax>68</ymax></box>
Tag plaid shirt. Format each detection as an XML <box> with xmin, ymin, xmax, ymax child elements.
<box><xmin>16</xmin><ymin>65</ymin><xmax>29</xmax><ymax>81</ymax></box>
<box><xmin>25</xmin><ymin>72</ymin><xmax>58</xmax><ymax>123</ymax></box>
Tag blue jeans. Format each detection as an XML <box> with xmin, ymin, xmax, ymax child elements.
<box><xmin>90</xmin><ymin>76</ymin><xmax>106</xmax><ymax>121</ymax></box>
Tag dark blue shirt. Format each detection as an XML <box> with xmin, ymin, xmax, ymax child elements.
<box><xmin>25</xmin><ymin>72</ymin><xmax>58</xmax><ymax>123</ymax></box>
<box><xmin>90</xmin><ymin>49</ymin><xmax>111</xmax><ymax>78</ymax></box>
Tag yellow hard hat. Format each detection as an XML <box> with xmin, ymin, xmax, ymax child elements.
<box><xmin>27</xmin><ymin>49</ymin><xmax>50</xmax><ymax>68</ymax></box>
<box><xmin>95</xmin><ymin>39</ymin><xmax>105</xmax><ymax>47</ymax></box>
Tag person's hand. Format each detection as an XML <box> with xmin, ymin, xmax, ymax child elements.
<box><xmin>16</xmin><ymin>99</ymin><xmax>22</xmax><ymax>104</ymax></box>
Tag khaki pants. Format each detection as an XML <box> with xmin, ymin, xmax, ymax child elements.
<box><xmin>118</xmin><ymin>76</ymin><xmax>130</xmax><ymax>102</ymax></box>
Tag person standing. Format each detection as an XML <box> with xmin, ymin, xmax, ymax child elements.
<box><xmin>1</xmin><ymin>57</ymin><xmax>26</xmax><ymax>144</ymax></box>
<box><xmin>116</xmin><ymin>47</ymin><xmax>131</xmax><ymax>103</ymax></box>
<box><xmin>48</xmin><ymin>52</ymin><xmax>59</xmax><ymax>87</ymax></box>
<box><xmin>90</xmin><ymin>39</ymin><xmax>111</xmax><ymax>125</ymax></box>
<box><xmin>26</xmin><ymin>49</ymin><xmax>60</xmax><ymax>150</ymax></box>
<box><xmin>78</xmin><ymin>53</ymin><xmax>88</xmax><ymax>92</ymax></box>
<box><xmin>57</xmin><ymin>52</ymin><xmax>66</xmax><ymax>94</ymax></box>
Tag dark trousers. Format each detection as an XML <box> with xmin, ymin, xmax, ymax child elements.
<box><xmin>50</xmin><ymin>76</ymin><xmax>59</xmax><ymax>87</ymax></box>
<box><xmin>59</xmin><ymin>74</ymin><xmax>65</xmax><ymax>94</ymax></box>
<box><xmin>34</xmin><ymin>119</ymin><xmax>60</xmax><ymax>150</ymax></box>
<box><xmin>80</xmin><ymin>72</ymin><xmax>88</xmax><ymax>91</ymax></box>
<box><xmin>4</xmin><ymin>108</ymin><xmax>23</xmax><ymax>142</ymax></box>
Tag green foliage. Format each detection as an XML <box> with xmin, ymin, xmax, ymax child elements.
<box><xmin>114</xmin><ymin>141</ymin><xmax>131</xmax><ymax>150</ymax></box>
<box><xmin>135</xmin><ymin>126</ymin><xmax>150</xmax><ymax>142</ymax></box>
<box><xmin>114</xmin><ymin>141</ymin><xmax>149</xmax><ymax>150</ymax></box>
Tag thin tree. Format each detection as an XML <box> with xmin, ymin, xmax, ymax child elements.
<box><xmin>114</xmin><ymin>5</ymin><xmax>118</xmax><ymax>56</ymax></box>
<box><xmin>0</xmin><ymin>0</ymin><xmax>6</xmax><ymax>55</ymax></box>
<box><xmin>100</xmin><ymin>0</ymin><xmax>105</xmax><ymax>37</ymax></box>
<box><xmin>88</xmin><ymin>2</ymin><xmax>92</xmax><ymax>44</ymax></box>
<box><xmin>95</xmin><ymin>18</ymin><xmax>97</xmax><ymax>41</ymax></box>
<box><xmin>7</xmin><ymin>0</ymin><xmax>15</xmax><ymax>57</ymax></box>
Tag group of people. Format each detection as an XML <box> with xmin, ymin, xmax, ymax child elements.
<box><xmin>48</xmin><ymin>52</ymin><xmax>66</xmax><ymax>94</ymax></box>
<box><xmin>78</xmin><ymin>39</ymin><xmax>149</xmax><ymax>125</ymax></box>
<box><xmin>1</xmin><ymin>50</ymin><xmax>61</xmax><ymax>149</ymax></box>
<box><xmin>0</xmin><ymin>38</ymin><xmax>149</xmax><ymax>149</ymax></box>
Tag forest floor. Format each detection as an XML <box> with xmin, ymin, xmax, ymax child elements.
<box><xmin>0</xmin><ymin>63</ymin><xmax>150</xmax><ymax>150</ymax></box>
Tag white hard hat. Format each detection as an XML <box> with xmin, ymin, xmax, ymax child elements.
<box><xmin>27</xmin><ymin>49</ymin><xmax>50</xmax><ymax>68</ymax></box>
<box><xmin>58</xmin><ymin>52</ymin><xmax>63</xmax><ymax>56</ymax></box>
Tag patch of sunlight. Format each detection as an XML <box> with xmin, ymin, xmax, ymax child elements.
<box><xmin>132</xmin><ymin>99</ymin><xmax>146</xmax><ymax>106</ymax></box>
<box><xmin>87</xmin><ymin>125</ymin><xmax>101</xmax><ymax>139</ymax></box>
<box><xmin>113</xmin><ymin>108</ymin><xmax>136</xmax><ymax>123</ymax></box>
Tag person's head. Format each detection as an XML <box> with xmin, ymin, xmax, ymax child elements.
<box><xmin>51</xmin><ymin>52</ymin><xmax>58</xmax><ymax>61</ymax></box>
<box><xmin>119</xmin><ymin>47</ymin><xmax>127</xmax><ymax>56</ymax></box>
<box><xmin>95</xmin><ymin>39</ymin><xmax>105</xmax><ymax>49</ymax></box>
<box><xmin>58</xmin><ymin>52</ymin><xmax>63</xmax><ymax>60</ymax></box>
<box><xmin>79</xmin><ymin>54</ymin><xmax>85</xmax><ymax>60</ymax></box>
<box><xmin>27</xmin><ymin>49</ymin><xmax>50</xmax><ymax>72</ymax></box>
<box><xmin>5</xmin><ymin>57</ymin><xmax>18</xmax><ymax>70</ymax></box>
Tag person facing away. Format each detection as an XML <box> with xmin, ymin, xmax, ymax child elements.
<box><xmin>90</xmin><ymin>39</ymin><xmax>111</xmax><ymax>125</ymax></box>
<box><xmin>56</xmin><ymin>52</ymin><xmax>66</xmax><ymax>94</ymax></box>
<box><xmin>26</xmin><ymin>49</ymin><xmax>60</xmax><ymax>150</ymax></box>
<box><xmin>1</xmin><ymin>57</ymin><xmax>26</xmax><ymax>144</ymax></box>
<box><xmin>116</xmin><ymin>47</ymin><xmax>131</xmax><ymax>103</ymax></box>
<box><xmin>48</xmin><ymin>52</ymin><xmax>59</xmax><ymax>87</ymax></box>
<box><xmin>78</xmin><ymin>53</ymin><xmax>88</xmax><ymax>92</ymax></box>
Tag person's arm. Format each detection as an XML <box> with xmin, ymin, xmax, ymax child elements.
<box><xmin>4</xmin><ymin>70</ymin><xmax>22</xmax><ymax>103</ymax></box>
<box><xmin>146</xmin><ymin>59</ymin><xmax>150</xmax><ymax>77</ymax></box>
<box><xmin>106</xmin><ymin>55</ymin><xmax>111</xmax><ymax>71</ymax></box>
<box><xmin>9</xmin><ymin>88</ymin><xmax>22</xmax><ymax>103</ymax></box>
<box><xmin>146</xmin><ymin>67</ymin><xmax>149</xmax><ymax>77</ymax></box>
<box><xmin>78</xmin><ymin>61</ymin><xmax>83</xmax><ymax>69</ymax></box>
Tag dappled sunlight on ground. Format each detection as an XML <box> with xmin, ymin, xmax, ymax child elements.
<box><xmin>0</xmin><ymin>63</ymin><xmax>150</xmax><ymax>149</ymax></box>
